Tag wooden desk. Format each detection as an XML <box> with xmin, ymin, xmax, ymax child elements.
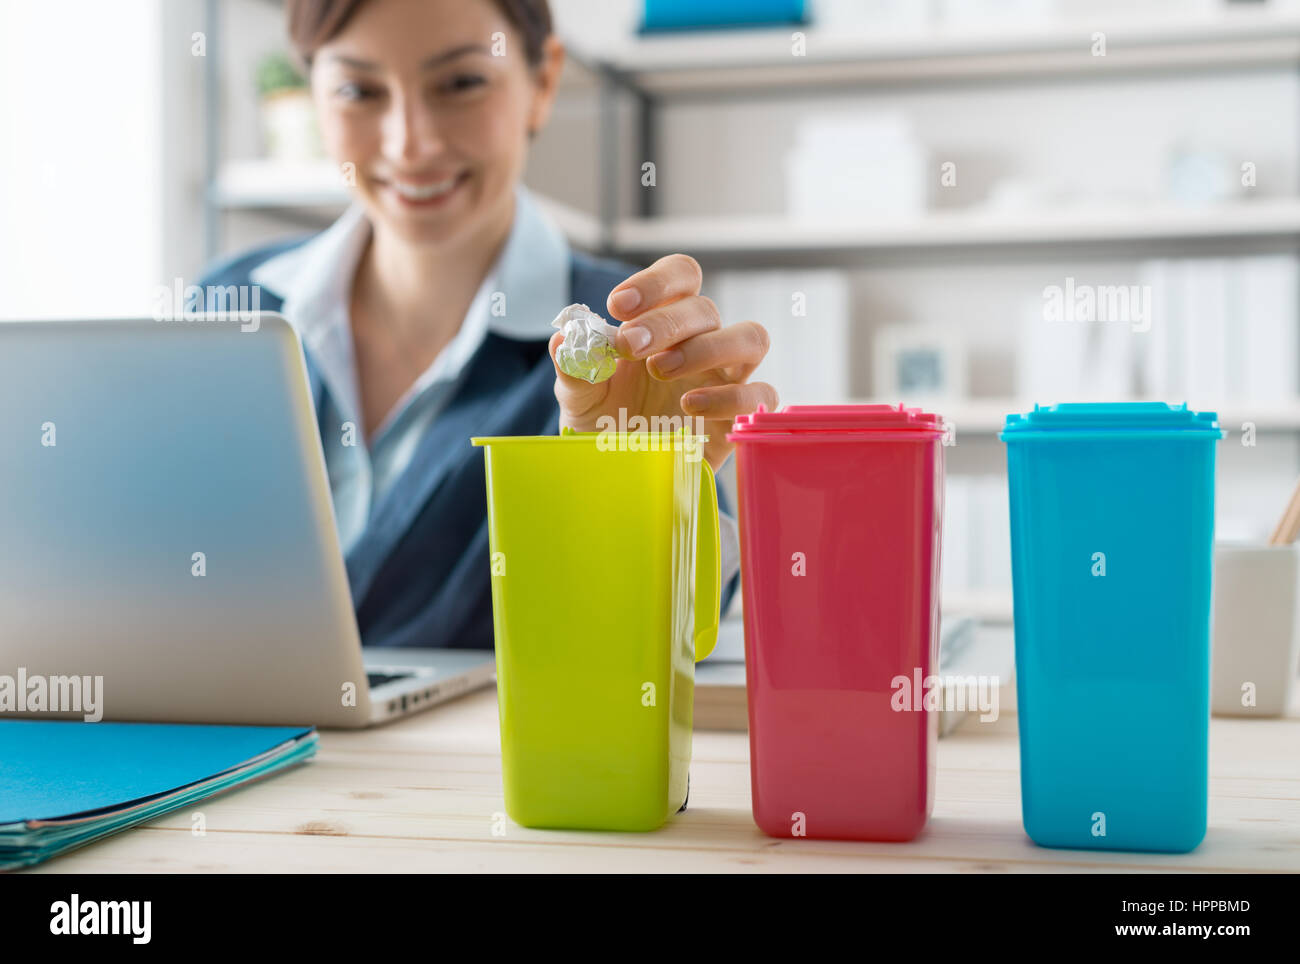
<box><xmin>28</xmin><ymin>687</ymin><xmax>1300</xmax><ymax>873</ymax></box>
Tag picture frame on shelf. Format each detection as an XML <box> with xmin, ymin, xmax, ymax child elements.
<box><xmin>872</xmin><ymin>323</ymin><xmax>969</xmax><ymax>402</ymax></box>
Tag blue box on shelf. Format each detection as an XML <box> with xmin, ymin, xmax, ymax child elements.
<box><xmin>642</xmin><ymin>0</ymin><xmax>807</xmax><ymax>33</ymax></box>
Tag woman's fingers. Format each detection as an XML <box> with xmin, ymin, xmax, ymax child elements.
<box><xmin>606</xmin><ymin>253</ymin><xmax>703</xmax><ymax>323</ymax></box>
<box><xmin>681</xmin><ymin>381</ymin><xmax>779</xmax><ymax>419</ymax></box>
<box><xmin>646</xmin><ymin>320</ymin><xmax>770</xmax><ymax>383</ymax></box>
<box><xmin>548</xmin><ymin>330</ymin><xmax>608</xmax><ymax>419</ymax></box>
<box><xmin>615</xmin><ymin>294</ymin><xmax>723</xmax><ymax>360</ymax></box>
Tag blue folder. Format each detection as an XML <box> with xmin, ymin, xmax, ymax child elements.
<box><xmin>0</xmin><ymin>720</ymin><xmax>317</xmax><ymax>870</ymax></box>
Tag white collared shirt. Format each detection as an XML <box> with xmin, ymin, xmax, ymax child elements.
<box><xmin>251</xmin><ymin>187</ymin><xmax>568</xmax><ymax>553</ymax></box>
<box><xmin>248</xmin><ymin>185</ymin><xmax>739</xmax><ymax>597</ymax></box>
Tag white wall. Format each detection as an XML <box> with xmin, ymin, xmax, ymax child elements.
<box><xmin>0</xmin><ymin>0</ymin><xmax>163</xmax><ymax>319</ymax></box>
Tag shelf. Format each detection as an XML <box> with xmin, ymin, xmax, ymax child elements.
<box><xmin>212</xmin><ymin>159</ymin><xmax>607</xmax><ymax>246</ymax></box>
<box><xmin>854</xmin><ymin>399</ymin><xmax>1300</xmax><ymax>434</ymax></box>
<box><xmin>212</xmin><ymin>159</ymin><xmax>348</xmax><ymax>209</ymax></box>
<box><xmin>531</xmin><ymin>195</ymin><xmax>604</xmax><ymax>251</ymax></box>
<box><xmin>577</xmin><ymin>9</ymin><xmax>1300</xmax><ymax>94</ymax></box>
<box><xmin>214</xmin><ymin>161</ymin><xmax>1300</xmax><ymax>259</ymax></box>
<box><xmin>613</xmin><ymin>200</ymin><xmax>1300</xmax><ymax>256</ymax></box>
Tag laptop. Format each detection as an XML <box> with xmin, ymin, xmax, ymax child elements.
<box><xmin>0</xmin><ymin>314</ymin><xmax>495</xmax><ymax>728</ymax></box>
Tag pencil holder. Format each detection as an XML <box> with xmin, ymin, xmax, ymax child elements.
<box><xmin>1212</xmin><ymin>543</ymin><xmax>1300</xmax><ymax>717</ymax></box>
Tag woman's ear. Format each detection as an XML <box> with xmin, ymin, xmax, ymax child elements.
<box><xmin>526</xmin><ymin>35</ymin><xmax>566</xmax><ymax>139</ymax></box>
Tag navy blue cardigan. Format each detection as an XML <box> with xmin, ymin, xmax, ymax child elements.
<box><xmin>198</xmin><ymin>239</ymin><xmax>738</xmax><ymax>649</ymax></box>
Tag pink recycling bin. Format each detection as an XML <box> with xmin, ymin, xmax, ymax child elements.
<box><xmin>728</xmin><ymin>404</ymin><xmax>946</xmax><ymax>841</ymax></box>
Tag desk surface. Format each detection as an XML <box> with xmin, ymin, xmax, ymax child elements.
<box><xmin>29</xmin><ymin>684</ymin><xmax>1300</xmax><ymax>874</ymax></box>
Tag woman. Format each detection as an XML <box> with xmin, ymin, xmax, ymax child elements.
<box><xmin>200</xmin><ymin>0</ymin><xmax>777</xmax><ymax>649</ymax></box>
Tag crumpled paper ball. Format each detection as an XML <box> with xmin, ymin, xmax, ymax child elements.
<box><xmin>552</xmin><ymin>303</ymin><xmax>620</xmax><ymax>384</ymax></box>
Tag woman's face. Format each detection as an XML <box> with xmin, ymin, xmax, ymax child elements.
<box><xmin>309</xmin><ymin>0</ymin><xmax>561</xmax><ymax>247</ymax></box>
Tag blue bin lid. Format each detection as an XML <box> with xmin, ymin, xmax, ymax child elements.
<box><xmin>1001</xmin><ymin>402</ymin><xmax>1222</xmax><ymax>440</ymax></box>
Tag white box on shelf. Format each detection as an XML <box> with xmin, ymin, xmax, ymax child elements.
<box><xmin>1183</xmin><ymin>258</ymin><xmax>1229</xmax><ymax>408</ymax></box>
<box><xmin>941</xmin><ymin>475</ymin><xmax>971</xmax><ymax>596</ymax></box>
<box><xmin>971</xmin><ymin>475</ymin><xmax>1012</xmax><ymax>592</ymax></box>
<box><xmin>1084</xmin><ymin>308</ymin><xmax>1136</xmax><ymax>400</ymax></box>
<box><xmin>1016</xmin><ymin>296</ymin><xmax>1089</xmax><ymax>401</ymax></box>
<box><xmin>785</xmin><ymin>114</ymin><xmax>929</xmax><ymax>220</ymax></box>
<box><xmin>935</xmin><ymin>0</ymin><xmax>1057</xmax><ymax>28</ymax></box>
<box><xmin>810</xmin><ymin>0</ymin><xmax>934</xmax><ymax>33</ymax></box>
<box><xmin>711</xmin><ymin>269</ymin><xmax>852</xmax><ymax>406</ymax></box>
<box><xmin>1139</xmin><ymin>258</ymin><xmax>1182</xmax><ymax>400</ymax></box>
<box><xmin>1239</xmin><ymin>255</ymin><xmax>1299</xmax><ymax>402</ymax></box>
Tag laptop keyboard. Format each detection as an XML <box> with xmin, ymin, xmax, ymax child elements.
<box><xmin>367</xmin><ymin>672</ymin><xmax>414</xmax><ymax>688</ymax></box>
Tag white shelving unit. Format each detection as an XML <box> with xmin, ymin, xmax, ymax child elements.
<box><xmin>201</xmin><ymin>2</ymin><xmax>1300</xmax><ymax>617</ymax></box>
<box><xmin>576</xmin><ymin>8</ymin><xmax>1300</xmax><ymax>91</ymax></box>
<box><xmin>208</xmin><ymin>6</ymin><xmax>1300</xmax><ymax>255</ymax></box>
<box><xmin>208</xmin><ymin>14</ymin><xmax>1300</xmax><ymax>434</ymax></box>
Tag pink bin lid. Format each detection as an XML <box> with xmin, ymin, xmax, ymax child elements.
<box><xmin>728</xmin><ymin>403</ymin><xmax>945</xmax><ymax>439</ymax></box>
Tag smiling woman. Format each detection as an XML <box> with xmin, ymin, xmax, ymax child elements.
<box><xmin>289</xmin><ymin>0</ymin><xmax>559</xmax><ymax>256</ymax></box>
<box><xmin>196</xmin><ymin>0</ymin><xmax>776</xmax><ymax>650</ymax></box>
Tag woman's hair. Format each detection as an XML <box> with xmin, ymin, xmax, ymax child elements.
<box><xmin>286</xmin><ymin>0</ymin><xmax>553</xmax><ymax>69</ymax></box>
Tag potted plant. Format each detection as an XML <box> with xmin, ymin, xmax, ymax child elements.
<box><xmin>256</xmin><ymin>52</ymin><xmax>322</xmax><ymax>163</ymax></box>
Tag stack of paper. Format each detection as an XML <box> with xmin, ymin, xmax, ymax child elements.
<box><xmin>1015</xmin><ymin>254</ymin><xmax>1300</xmax><ymax>406</ymax></box>
<box><xmin>1138</xmin><ymin>256</ymin><xmax>1298</xmax><ymax>404</ymax></box>
<box><xmin>0</xmin><ymin>721</ymin><xmax>318</xmax><ymax>870</ymax></box>
<box><xmin>693</xmin><ymin>615</ymin><xmax>1010</xmax><ymax>736</ymax></box>
<box><xmin>693</xmin><ymin>617</ymin><xmax>749</xmax><ymax>731</ymax></box>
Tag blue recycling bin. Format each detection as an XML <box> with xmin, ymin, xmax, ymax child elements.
<box><xmin>1000</xmin><ymin>402</ymin><xmax>1222</xmax><ymax>853</ymax></box>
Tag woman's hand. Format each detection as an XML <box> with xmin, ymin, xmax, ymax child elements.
<box><xmin>549</xmin><ymin>254</ymin><xmax>778</xmax><ymax>470</ymax></box>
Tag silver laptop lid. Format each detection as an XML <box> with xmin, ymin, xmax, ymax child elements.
<box><xmin>0</xmin><ymin>314</ymin><xmax>372</xmax><ymax>726</ymax></box>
